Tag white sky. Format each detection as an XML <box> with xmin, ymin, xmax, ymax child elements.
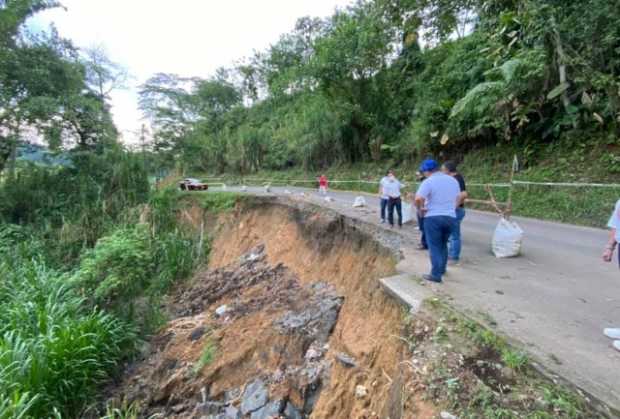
<box><xmin>30</xmin><ymin>0</ymin><xmax>352</xmax><ymax>144</ymax></box>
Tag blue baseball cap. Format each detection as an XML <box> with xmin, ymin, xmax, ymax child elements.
<box><xmin>419</xmin><ymin>159</ymin><xmax>439</xmax><ymax>172</ymax></box>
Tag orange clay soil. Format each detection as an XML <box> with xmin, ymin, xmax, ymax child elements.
<box><xmin>107</xmin><ymin>199</ymin><xmax>437</xmax><ymax>419</ymax></box>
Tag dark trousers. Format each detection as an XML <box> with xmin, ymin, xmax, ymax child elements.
<box><xmin>380</xmin><ymin>198</ymin><xmax>388</xmax><ymax>221</ymax></box>
<box><xmin>423</xmin><ymin>216</ymin><xmax>456</xmax><ymax>281</ymax></box>
<box><xmin>388</xmin><ymin>197</ymin><xmax>402</xmax><ymax>226</ymax></box>
<box><xmin>417</xmin><ymin>213</ymin><xmax>427</xmax><ymax>249</ymax></box>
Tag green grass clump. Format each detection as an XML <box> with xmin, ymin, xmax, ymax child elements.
<box><xmin>194</xmin><ymin>339</ymin><xmax>217</xmax><ymax>374</ymax></box>
<box><xmin>0</xmin><ymin>250</ymin><xmax>137</xmax><ymax>418</ymax></box>
<box><xmin>200</xmin><ymin>192</ymin><xmax>242</xmax><ymax>212</ymax></box>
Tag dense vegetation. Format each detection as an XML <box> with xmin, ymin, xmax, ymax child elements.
<box><xmin>139</xmin><ymin>0</ymin><xmax>619</xmax><ymax>175</ymax></box>
<box><xmin>0</xmin><ymin>153</ymin><xmax>214</xmax><ymax>417</ymax></box>
<box><xmin>0</xmin><ymin>2</ymin><xmax>213</xmax><ymax>416</ymax></box>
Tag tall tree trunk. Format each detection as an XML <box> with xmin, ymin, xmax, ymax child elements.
<box><xmin>551</xmin><ymin>17</ymin><xmax>577</xmax><ymax>128</ymax></box>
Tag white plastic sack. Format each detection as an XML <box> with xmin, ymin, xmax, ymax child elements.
<box><xmin>352</xmin><ymin>196</ymin><xmax>366</xmax><ymax>207</ymax></box>
<box><xmin>492</xmin><ymin>217</ymin><xmax>524</xmax><ymax>258</ymax></box>
<box><xmin>264</xmin><ymin>184</ymin><xmax>271</xmax><ymax>193</ymax></box>
<box><xmin>402</xmin><ymin>202</ymin><xmax>414</xmax><ymax>224</ymax></box>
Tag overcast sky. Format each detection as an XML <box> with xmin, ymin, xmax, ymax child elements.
<box><xmin>30</xmin><ymin>1</ymin><xmax>352</xmax><ymax>144</ymax></box>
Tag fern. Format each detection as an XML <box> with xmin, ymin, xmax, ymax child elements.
<box><xmin>450</xmin><ymin>81</ymin><xmax>504</xmax><ymax>119</ymax></box>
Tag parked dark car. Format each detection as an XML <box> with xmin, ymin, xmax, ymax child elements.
<box><xmin>179</xmin><ymin>178</ymin><xmax>209</xmax><ymax>191</ymax></box>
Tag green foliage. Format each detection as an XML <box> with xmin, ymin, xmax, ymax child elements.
<box><xmin>138</xmin><ymin>0</ymin><xmax>619</xmax><ymax>174</ymax></box>
<box><xmin>200</xmin><ymin>191</ymin><xmax>242</xmax><ymax>212</ymax></box>
<box><xmin>193</xmin><ymin>339</ymin><xmax>217</xmax><ymax>374</ymax></box>
<box><xmin>0</xmin><ymin>249</ymin><xmax>136</xmax><ymax>418</ymax></box>
<box><xmin>501</xmin><ymin>349</ymin><xmax>529</xmax><ymax>371</ymax></box>
<box><xmin>0</xmin><ymin>149</ymin><xmax>150</xmax><ymax>265</ymax></box>
<box><xmin>71</xmin><ymin>226</ymin><xmax>153</xmax><ymax>305</ymax></box>
<box><xmin>99</xmin><ymin>401</ymin><xmax>142</xmax><ymax>419</ymax></box>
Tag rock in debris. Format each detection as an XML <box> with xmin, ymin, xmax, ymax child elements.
<box><xmin>195</xmin><ymin>401</ymin><xmax>225</xmax><ymax>415</ymax></box>
<box><xmin>440</xmin><ymin>412</ymin><xmax>459</xmax><ymax>419</ymax></box>
<box><xmin>284</xmin><ymin>402</ymin><xmax>303</xmax><ymax>419</ymax></box>
<box><xmin>240</xmin><ymin>379</ymin><xmax>269</xmax><ymax>415</ymax></box>
<box><xmin>215</xmin><ymin>305</ymin><xmax>230</xmax><ymax>317</ymax></box>
<box><xmin>355</xmin><ymin>385</ymin><xmax>368</xmax><ymax>399</ymax></box>
<box><xmin>210</xmin><ymin>404</ymin><xmax>241</xmax><ymax>419</ymax></box>
<box><xmin>188</xmin><ymin>326</ymin><xmax>206</xmax><ymax>341</ymax></box>
<box><xmin>275</xmin><ymin>283</ymin><xmax>343</xmax><ymax>343</ymax></box>
<box><xmin>251</xmin><ymin>400</ymin><xmax>284</xmax><ymax>419</ymax></box>
<box><xmin>335</xmin><ymin>352</ymin><xmax>357</xmax><ymax>368</ymax></box>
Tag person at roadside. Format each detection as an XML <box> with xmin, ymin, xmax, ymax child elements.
<box><xmin>602</xmin><ymin>198</ymin><xmax>620</xmax><ymax>352</ymax></box>
<box><xmin>318</xmin><ymin>174</ymin><xmax>328</xmax><ymax>195</ymax></box>
<box><xmin>379</xmin><ymin>170</ymin><xmax>391</xmax><ymax>224</ymax></box>
<box><xmin>415</xmin><ymin>171</ymin><xmax>428</xmax><ymax>250</ymax></box>
<box><xmin>414</xmin><ymin>159</ymin><xmax>460</xmax><ymax>283</ymax></box>
<box><xmin>383</xmin><ymin>170</ymin><xmax>405</xmax><ymax>228</ymax></box>
<box><xmin>442</xmin><ymin>161</ymin><xmax>468</xmax><ymax>264</ymax></box>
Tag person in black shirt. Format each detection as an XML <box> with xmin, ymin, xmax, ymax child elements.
<box><xmin>415</xmin><ymin>171</ymin><xmax>428</xmax><ymax>250</ymax></box>
<box><xmin>442</xmin><ymin>161</ymin><xmax>468</xmax><ymax>264</ymax></box>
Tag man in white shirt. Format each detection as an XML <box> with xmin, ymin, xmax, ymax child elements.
<box><xmin>602</xmin><ymin>199</ymin><xmax>620</xmax><ymax>352</ymax></box>
<box><xmin>414</xmin><ymin>159</ymin><xmax>460</xmax><ymax>283</ymax></box>
<box><xmin>378</xmin><ymin>170</ymin><xmax>390</xmax><ymax>223</ymax></box>
<box><xmin>382</xmin><ymin>170</ymin><xmax>405</xmax><ymax>228</ymax></box>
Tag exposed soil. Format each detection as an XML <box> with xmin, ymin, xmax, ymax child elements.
<box><xmin>107</xmin><ymin>199</ymin><xmax>436</xmax><ymax>418</ymax></box>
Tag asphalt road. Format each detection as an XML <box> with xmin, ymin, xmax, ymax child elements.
<box><xmin>212</xmin><ymin>185</ymin><xmax>620</xmax><ymax>413</ymax></box>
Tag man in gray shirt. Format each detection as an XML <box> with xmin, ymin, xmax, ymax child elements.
<box><xmin>414</xmin><ymin>159</ymin><xmax>460</xmax><ymax>283</ymax></box>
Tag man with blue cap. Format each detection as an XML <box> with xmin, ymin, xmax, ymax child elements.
<box><xmin>414</xmin><ymin>158</ymin><xmax>461</xmax><ymax>283</ymax></box>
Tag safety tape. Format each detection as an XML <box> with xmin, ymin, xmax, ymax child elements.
<box><xmin>512</xmin><ymin>180</ymin><xmax>620</xmax><ymax>188</ymax></box>
<box><xmin>200</xmin><ymin>177</ymin><xmax>620</xmax><ymax>189</ymax></box>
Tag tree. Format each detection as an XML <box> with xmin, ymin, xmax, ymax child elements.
<box><xmin>0</xmin><ymin>1</ymin><xmax>119</xmax><ymax>173</ymax></box>
<box><xmin>82</xmin><ymin>45</ymin><xmax>130</xmax><ymax>101</ymax></box>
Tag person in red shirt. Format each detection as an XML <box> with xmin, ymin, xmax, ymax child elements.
<box><xmin>318</xmin><ymin>174</ymin><xmax>328</xmax><ymax>195</ymax></box>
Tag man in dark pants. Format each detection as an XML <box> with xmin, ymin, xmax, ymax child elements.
<box><xmin>442</xmin><ymin>161</ymin><xmax>468</xmax><ymax>264</ymax></box>
<box><xmin>415</xmin><ymin>171</ymin><xmax>428</xmax><ymax>250</ymax></box>
<box><xmin>379</xmin><ymin>170</ymin><xmax>390</xmax><ymax>223</ymax></box>
<box><xmin>382</xmin><ymin>170</ymin><xmax>404</xmax><ymax>228</ymax></box>
<box><xmin>414</xmin><ymin>159</ymin><xmax>460</xmax><ymax>283</ymax></box>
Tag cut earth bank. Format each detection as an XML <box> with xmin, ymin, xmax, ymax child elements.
<box><xmin>106</xmin><ymin>196</ymin><xmax>605</xmax><ymax>419</ymax></box>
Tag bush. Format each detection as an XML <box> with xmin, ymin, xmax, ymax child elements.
<box><xmin>71</xmin><ymin>226</ymin><xmax>153</xmax><ymax>307</ymax></box>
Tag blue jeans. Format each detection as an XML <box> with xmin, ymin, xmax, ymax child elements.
<box><xmin>380</xmin><ymin>198</ymin><xmax>388</xmax><ymax>221</ymax></box>
<box><xmin>448</xmin><ymin>207</ymin><xmax>466</xmax><ymax>261</ymax></box>
<box><xmin>388</xmin><ymin>197</ymin><xmax>402</xmax><ymax>226</ymax></box>
<box><xmin>423</xmin><ymin>216</ymin><xmax>456</xmax><ymax>281</ymax></box>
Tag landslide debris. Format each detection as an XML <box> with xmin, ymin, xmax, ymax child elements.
<box><xmin>110</xmin><ymin>246</ymin><xmax>345</xmax><ymax>418</ymax></box>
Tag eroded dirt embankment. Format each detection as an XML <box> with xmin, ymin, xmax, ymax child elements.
<box><xmin>111</xmin><ymin>198</ymin><xmax>432</xmax><ymax>418</ymax></box>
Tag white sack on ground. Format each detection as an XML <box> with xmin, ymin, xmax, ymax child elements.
<box><xmin>492</xmin><ymin>217</ymin><xmax>524</xmax><ymax>258</ymax></box>
<box><xmin>402</xmin><ymin>202</ymin><xmax>414</xmax><ymax>224</ymax></box>
<box><xmin>353</xmin><ymin>196</ymin><xmax>366</xmax><ymax>207</ymax></box>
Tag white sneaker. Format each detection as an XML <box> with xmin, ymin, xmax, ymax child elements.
<box><xmin>603</xmin><ymin>328</ymin><xmax>620</xmax><ymax>340</ymax></box>
<box><xmin>614</xmin><ymin>341</ymin><xmax>620</xmax><ymax>352</ymax></box>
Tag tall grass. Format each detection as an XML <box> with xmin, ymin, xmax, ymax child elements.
<box><xmin>0</xmin><ymin>246</ymin><xmax>136</xmax><ymax>418</ymax></box>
